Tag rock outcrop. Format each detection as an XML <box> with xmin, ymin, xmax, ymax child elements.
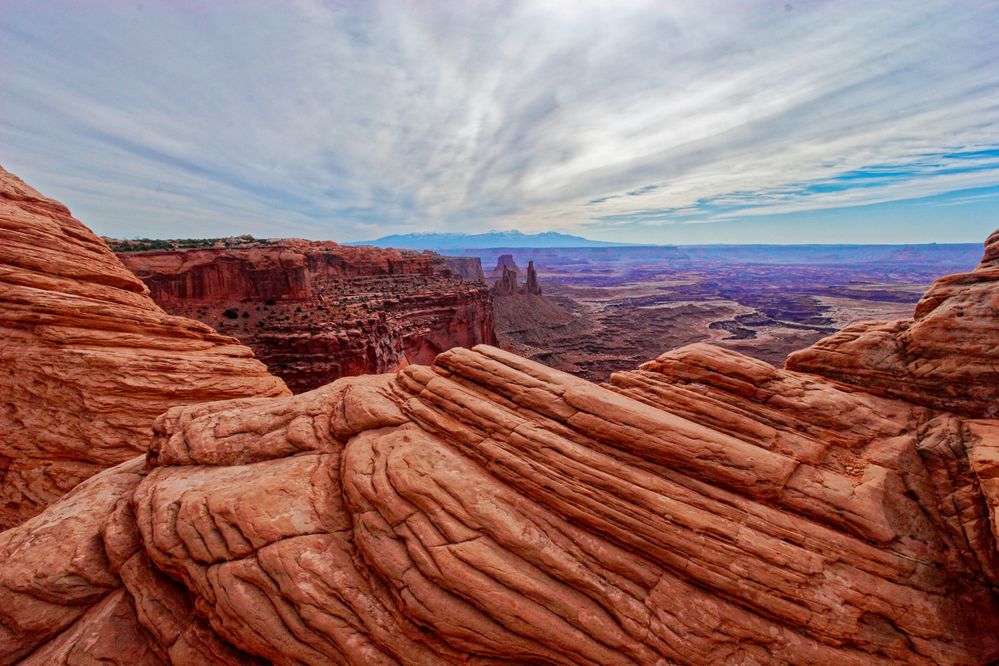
<box><xmin>441</xmin><ymin>255</ymin><xmax>486</xmax><ymax>281</ymax></box>
<box><xmin>523</xmin><ymin>259</ymin><xmax>542</xmax><ymax>295</ymax></box>
<box><xmin>4</xmin><ymin>226</ymin><xmax>999</xmax><ymax>664</ymax></box>
<box><xmin>491</xmin><ymin>257</ymin><xmax>542</xmax><ymax>296</ymax></box>
<box><xmin>491</xmin><ymin>265</ymin><xmax>520</xmax><ymax>296</ymax></box>
<box><xmin>488</xmin><ymin>253</ymin><xmax>521</xmax><ymax>279</ymax></box>
<box><xmin>787</xmin><ymin>228</ymin><xmax>999</xmax><ymax>418</ymax></box>
<box><xmin>0</xmin><ymin>166</ymin><xmax>288</xmax><ymax>529</ymax></box>
<box><xmin>118</xmin><ymin>244</ymin><xmax>494</xmax><ymax>392</ymax></box>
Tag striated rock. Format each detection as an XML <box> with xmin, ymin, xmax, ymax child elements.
<box><xmin>490</xmin><ymin>257</ymin><xmax>542</xmax><ymax>296</ymax></box>
<box><xmin>488</xmin><ymin>253</ymin><xmax>521</xmax><ymax>279</ymax></box>
<box><xmin>117</xmin><ymin>241</ymin><xmax>481</xmax><ymax>307</ymax></box>
<box><xmin>787</xmin><ymin>229</ymin><xmax>999</xmax><ymax>418</ymax></box>
<box><xmin>4</xmin><ymin>230</ymin><xmax>999</xmax><ymax>664</ymax></box>
<box><xmin>441</xmin><ymin>255</ymin><xmax>486</xmax><ymax>281</ymax></box>
<box><xmin>118</xmin><ymin>244</ymin><xmax>494</xmax><ymax>392</ymax></box>
<box><xmin>491</xmin><ymin>264</ymin><xmax>520</xmax><ymax>296</ymax></box>
<box><xmin>0</xmin><ymin>166</ymin><xmax>289</xmax><ymax>529</ymax></box>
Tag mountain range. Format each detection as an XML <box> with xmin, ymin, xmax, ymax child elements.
<box><xmin>349</xmin><ymin>230</ymin><xmax>631</xmax><ymax>250</ymax></box>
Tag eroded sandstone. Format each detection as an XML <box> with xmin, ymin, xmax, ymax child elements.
<box><xmin>117</xmin><ymin>242</ymin><xmax>495</xmax><ymax>392</ymax></box>
<box><xmin>3</xmin><ymin>168</ymin><xmax>998</xmax><ymax>663</ymax></box>
<box><xmin>0</xmin><ymin>167</ymin><xmax>289</xmax><ymax>528</ymax></box>
<box><xmin>786</xmin><ymin>231</ymin><xmax>999</xmax><ymax>418</ymax></box>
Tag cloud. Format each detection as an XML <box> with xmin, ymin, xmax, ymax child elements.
<box><xmin>1</xmin><ymin>0</ymin><xmax>997</xmax><ymax>240</ymax></box>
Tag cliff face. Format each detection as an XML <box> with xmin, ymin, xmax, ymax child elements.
<box><xmin>120</xmin><ymin>242</ymin><xmax>464</xmax><ymax>306</ymax></box>
<box><xmin>489</xmin><ymin>252</ymin><xmax>521</xmax><ymax>278</ymax></box>
<box><xmin>490</xmin><ymin>257</ymin><xmax>542</xmax><ymax>296</ymax></box>
<box><xmin>118</xmin><ymin>244</ymin><xmax>495</xmax><ymax>392</ymax></box>
<box><xmin>441</xmin><ymin>255</ymin><xmax>486</xmax><ymax>281</ymax></box>
<box><xmin>4</xmin><ymin>225</ymin><xmax>999</xmax><ymax>664</ymax></box>
<box><xmin>0</xmin><ymin>166</ymin><xmax>289</xmax><ymax>529</ymax></box>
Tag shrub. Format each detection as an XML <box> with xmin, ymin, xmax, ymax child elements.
<box><xmin>241</xmin><ymin>311</ymin><xmax>250</xmax><ymax>318</ymax></box>
<box><xmin>223</xmin><ymin>308</ymin><xmax>239</xmax><ymax>319</ymax></box>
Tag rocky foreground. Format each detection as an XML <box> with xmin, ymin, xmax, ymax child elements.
<box><xmin>1</xmin><ymin>168</ymin><xmax>998</xmax><ymax>664</ymax></box>
<box><xmin>117</xmin><ymin>242</ymin><xmax>494</xmax><ymax>393</ymax></box>
<box><xmin>0</xmin><ymin>167</ymin><xmax>288</xmax><ymax>529</ymax></box>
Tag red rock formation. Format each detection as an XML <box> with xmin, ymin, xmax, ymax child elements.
<box><xmin>0</xmin><ymin>166</ymin><xmax>289</xmax><ymax>529</ymax></box>
<box><xmin>787</xmin><ymin>228</ymin><xmax>999</xmax><ymax>418</ymax></box>
<box><xmin>491</xmin><ymin>264</ymin><xmax>520</xmax><ymax>296</ymax></box>
<box><xmin>489</xmin><ymin>252</ymin><xmax>521</xmax><ymax>278</ymax></box>
<box><xmin>118</xmin><ymin>241</ymin><xmax>467</xmax><ymax>306</ymax></box>
<box><xmin>4</xmin><ymin>228</ymin><xmax>999</xmax><ymax>664</ymax></box>
<box><xmin>441</xmin><ymin>255</ymin><xmax>486</xmax><ymax>281</ymax></box>
<box><xmin>491</xmin><ymin>257</ymin><xmax>541</xmax><ymax>296</ymax></box>
<box><xmin>522</xmin><ymin>259</ymin><xmax>542</xmax><ymax>295</ymax></box>
<box><xmin>118</xmin><ymin>244</ymin><xmax>494</xmax><ymax>392</ymax></box>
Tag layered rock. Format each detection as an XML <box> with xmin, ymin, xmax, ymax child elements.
<box><xmin>492</xmin><ymin>264</ymin><xmax>520</xmax><ymax>296</ymax></box>
<box><xmin>118</xmin><ymin>244</ymin><xmax>494</xmax><ymax>392</ymax></box>
<box><xmin>4</xmin><ymin>229</ymin><xmax>999</xmax><ymax>664</ymax></box>
<box><xmin>441</xmin><ymin>255</ymin><xmax>486</xmax><ymax>281</ymax></box>
<box><xmin>523</xmin><ymin>259</ymin><xmax>542</xmax><ymax>295</ymax></box>
<box><xmin>488</xmin><ymin>252</ymin><xmax>521</xmax><ymax>278</ymax></box>
<box><xmin>491</xmin><ymin>257</ymin><xmax>542</xmax><ymax>296</ymax></box>
<box><xmin>0</xmin><ymin>166</ymin><xmax>288</xmax><ymax>529</ymax></box>
<box><xmin>787</xmin><ymin>228</ymin><xmax>999</xmax><ymax>418</ymax></box>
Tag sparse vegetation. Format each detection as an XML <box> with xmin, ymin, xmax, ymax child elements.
<box><xmin>105</xmin><ymin>235</ymin><xmax>275</xmax><ymax>253</ymax></box>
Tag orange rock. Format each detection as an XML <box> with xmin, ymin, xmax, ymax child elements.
<box><xmin>2</xmin><ymin>170</ymin><xmax>998</xmax><ymax>663</ymax></box>
<box><xmin>787</xmin><ymin>230</ymin><xmax>999</xmax><ymax>417</ymax></box>
<box><xmin>117</xmin><ymin>242</ymin><xmax>495</xmax><ymax>392</ymax></box>
<box><xmin>0</xmin><ymin>166</ymin><xmax>289</xmax><ymax>528</ymax></box>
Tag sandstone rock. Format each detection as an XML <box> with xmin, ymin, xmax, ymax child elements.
<box><xmin>522</xmin><ymin>259</ymin><xmax>542</xmax><ymax>295</ymax></box>
<box><xmin>4</xmin><ymin>183</ymin><xmax>998</xmax><ymax>662</ymax></box>
<box><xmin>491</xmin><ymin>257</ymin><xmax>541</xmax><ymax>296</ymax></box>
<box><xmin>787</xmin><ymin>229</ymin><xmax>999</xmax><ymax>417</ymax></box>
<box><xmin>488</xmin><ymin>253</ymin><xmax>521</xmax><ymax>279</ymax></box>
<box><xmin>4</xmin><ymin>335</ymin><xmax>999</xmax><ymax>663</ymax></box>
<box><xmin>118</xmin><ymin>243</ymin><xmax>494</xmax><ymax>392</ymax></box>
<box><xmin>0</xmin><ymin>166</ymin><xmax>289</xmax><ymax>528</ymax></box>
<box><xmin>117</xmin><ymin>241</ymin><xmax>484</xmax><ymax>307</ymax></box>
<box><xmin>440</xmin><ymin>255</ymin><xmax>486</xmax><ymax>281</ymax></box>
<box><xmin>491</xmin><ymin>264</ymin><xmax>519</xmax><ymax>296</ymax></box>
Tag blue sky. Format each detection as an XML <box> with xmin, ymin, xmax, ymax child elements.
<box><xmin>1</xmin><ymin>0</ymin><xmax>998</xmax><ymax>244</ymax></box>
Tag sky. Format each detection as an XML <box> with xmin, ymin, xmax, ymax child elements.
<box><xmin>1</xmin><ymin>0</ymin><xmax>998</xmax><ymax>244</ymax></box>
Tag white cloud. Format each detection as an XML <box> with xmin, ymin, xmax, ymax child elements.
<box><xmin>1</xmin><ymin>0</ymin><xmax>997</xmax><ymax>240</ymax></box>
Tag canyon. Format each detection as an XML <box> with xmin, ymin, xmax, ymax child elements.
<box><xmin>1</xmin><ymin>167</ymin><xmax>998</xmax><ymax>664</ymax></box>
<box><xmin>458</xmin><ymin>244</ymin><xmax>983</xmax><ymax>381</ymax></box>
<box><xmin>116</xmin><ymin>243</ymin><xmax>494</xmax><ymax>393</ymax></box>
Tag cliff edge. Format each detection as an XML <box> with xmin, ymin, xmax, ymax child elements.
<box><xmin>2</xmin><ymin>168</ymin><xmax>998</xmax><ymax>663</ymax></box>
<box><xmin>0</xmin><ymin>166</ymin><xmax>289</xmax><ymax>528</ymax></box>
<box><xmin>118</xmin><ymin>243</ymin><xmax>495</xmax><ymax>392</ymax></box>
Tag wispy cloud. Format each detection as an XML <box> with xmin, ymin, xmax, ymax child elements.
<box><xmin>1</xmin><ymin>0</ymin><xmax>997</xmax><ymax>241</ymax></box>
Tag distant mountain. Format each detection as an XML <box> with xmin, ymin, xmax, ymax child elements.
<box><xmin>349</xmin><ymin>230</ymin><xmax>631</xmax><ymax>250</ymax></box>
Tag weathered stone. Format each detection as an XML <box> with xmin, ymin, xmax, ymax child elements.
<box><xmin>0</xmin><ymin>166</ymin><xmax>288</xmax><ymax>528</ymax></box>
<box><xmin>118</xmin><ymin>242</ymin><xmax>495</xmax><ymax>392</ymax></box>
<box><xmin>2</xmin><ymin>168</ymin><xmax>998</xmax><ymax>663</ymax></box>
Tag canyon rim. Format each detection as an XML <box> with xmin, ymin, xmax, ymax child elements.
<box><xmin>1</xmin><ymin>170</ymin><xmax>998</xmax><ymax>664</ymax></box>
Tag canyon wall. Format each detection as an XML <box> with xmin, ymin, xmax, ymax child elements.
<box><xmin>0</xmin><ymin>166</ymin><xmax>288</xmax><ymax>529</ymax></box>
<box><xmin>118</xmin><ymin>243</ymin><xmax>495</xmax><ymax>392</ymax></box>
<box><xmin>3</xmin><ymin>200</ymin><xmax>999</xmax><ymax>662</ymax></box>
